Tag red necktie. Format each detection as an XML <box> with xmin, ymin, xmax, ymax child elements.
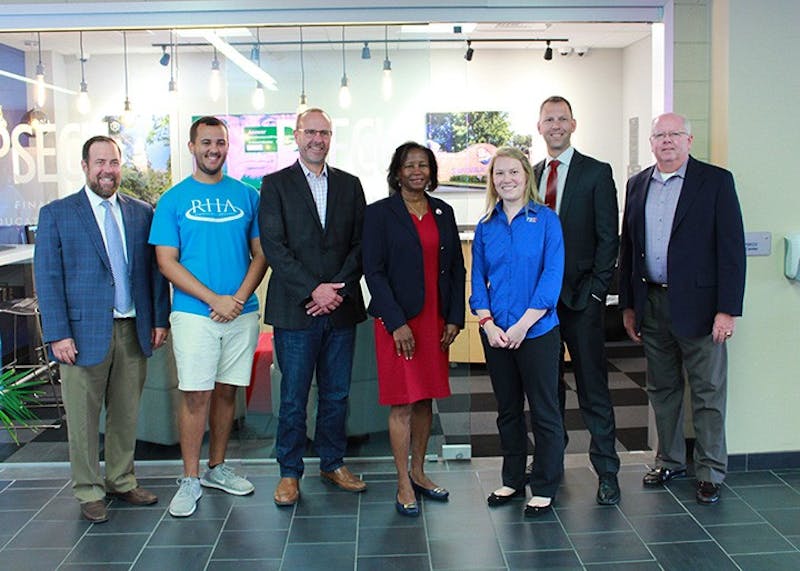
<box><xmin>545</xmin><ymin>159</ymin><xmax>560</xmax><ymax>211</ymax></box>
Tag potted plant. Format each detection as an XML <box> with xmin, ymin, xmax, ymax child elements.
<box><xmin>0</xmin><ymin>368</ymin><xmax>44</xmax><ymax>445</ymax></box>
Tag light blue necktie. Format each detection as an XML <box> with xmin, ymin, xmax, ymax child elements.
<box><xmin>101</xmin><ymin>200</ymin><xmax>132</xmax><ymax>313</ymax></box>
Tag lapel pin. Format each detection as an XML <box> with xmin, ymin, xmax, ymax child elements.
<box><xmin>435</xmin><ymin>208</ymin><xmax>442</xmax><ymax>215</ymax></box>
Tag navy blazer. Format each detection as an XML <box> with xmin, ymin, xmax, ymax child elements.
<box><xmin>534</xmin><ymin>150</ymin><xmax>619</xmax><ymax>310</ymax></box>
<box><xmin>34</xmin><ymin>189</ymin><xmax>171</xmax><ymax>367</ymax></box>
<box><xmin>619</xmin><ymin>156</ymin><xmax>746</xmax><ymax>338</ymax></box>
<box><xmin>363</xmin><ymin>192</ymin><xmax>466</xmax><ymax>333</ymax></box>
<box><xmin>259</xmin><ymin>160</ymin><xmax>367</xmax><ymax>329</ymax></box>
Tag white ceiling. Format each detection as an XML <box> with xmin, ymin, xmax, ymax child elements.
<box><xmin>0</xmin><ymin>22</ymin><xmax>651</xmax><ymax>59</ymax></box>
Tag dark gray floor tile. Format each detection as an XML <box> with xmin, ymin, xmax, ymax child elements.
<box><xmin>585</xmin><ymin>563</ymin><xmax>662</xmax><ymax>570</ymax></box>
<box><xmin>358</xmin><ymin>525</ymin><xmax>427</xmax><ymax>556</ymax></box>
<box><xmin>7</xmin><ymin>478</ymin><xmax>68</xmax><ymax>489</ymax></box>
<box><xmin>723</xmin><ymin>471</ymin><xmax>783</xmax><ymax>487</ymax></box>
<box><xmin>618</xmin><ymin>490</ymin><xmax>688</xmax><ymax>517</ymax></box>
<box><xmin>426</xmin><ymin>516</ymin><xmax>494</xmax><ymax>541</ymax></box>
<box><xmin>735</xmin><ymin>485</ymin><xmax>800</xmax><ymax>509</ymax></box>
<box><xmin>358</xmin><ymin>500</ymin><xmax>424</xmax><ymax>528</ymax></box>
<box><xmin>148</xmin><ymin>517</ymin><xmax>224</xmax><ymax>546</ymax></box>
<box><xmin>0</xmin><ymin>508</ymin><xmax>36</xmax><ymax>529</ymax></box>
<box><xmin>294</xmin><ymin>489</ymin><xmax>360</xmax><ymax>516</ymax></box>
<box><xmin>628</xmin><ymin>514</ymin><xmax>710</xmax><ymax>543</ymax></box>
<box><xmin>758</xmin><ymin>508</ymin><xmax>800</xmax><ymax>535</ymax></box>
<box><xmin>495</xmin><ymin>521</ymin><xmax>571</xmax><ymax>551</ymax></box>
<box><xmin>733</xmin><ymin>552</ymin><xmax>800</xmax><ymax>571</ymax></box>
<box><xmin>34</xmin><ymin>498</ymin><xmax>87</xmax><ymax>521</ymax></box>
<box><xmin>290</xmin><ymin>515</ymin><xmax>357</xmax><ymax>543</ymax></box>
<box><xmin>282</xmin><ymin>542</ymin><xmax>356</xmax><ymax>570</ymax></box>
<box><xmin>133</xmin><ymin>546</ymin><xmax>213</xmax><ymax>570</ymax></box>
<box><xmin>206</xmin><ymin>560</ymin><xmax>281</xmax><ymax>571</ymax></box>
<box><xmin>664</xmin><ymin>478</ymin><xmax>701</xmax><ymax>501</ymax></box>
<box><xmin>65</xmin><ymin>532</ymin><xmax>149</xmax><ymax>563</ymax></box>
<box><xmin>648</xmin><ymin>541</ymin><xmax>738</xmax><ymax>571</ymax></box>
<box><xmin>0</xmin><ymin>488</ymin><xmax>53</xmax><ymax>510</ymax></box>
<box><xmin>787</xmin><ymin>535</ymin><xmax>800</xmax><ymax>549</ymax></box>
<box><xmin>212</xmin><ymin>529</ymin><xmax>288</xmax><ymax>560</ymax></box>
<box><xmin>0</xmin><ymin>548</ymin><xmax>69</xmax><ymax>570</ymax></box>
<box><xmin>357</xmin><ymin>554</ymin><xmax>431</xmax><ymax>571</ymax></box>
<box><xmin>224</xmin><ymin>503</ymin><xmax>293</xmax><ymax>531</ymax></box>
<box><xmin>506</xmin><ymin>549</ymin><xmax>582</xmax><ymax>570</ymax></box>
<box><xmin>5</xmin><ymin>519</ymin><xmax>90</xmax><ymax>548</ymax></box>
<box><xmin>683</xmin><ymin>497</ymin><xmax>764</xmax><ymax>526</ymax></box>
<box><xmin>429</xmin><ymin>536</ymin><xmax>505</xmax><ymax>569</ymax></box>
<box><xmin>705</xmin><ymin>522</ymin><xmax>796</xmax><ymax>555</ymax></box>
<box><xmin>570</xmin><ymin>530</ymin><xmax>652</xmax><ymax>564</ymax></box>
<box><xmin>617</xmin><ymin>469</ymin><xmax>683</xmax><ymax>492</ymax></box>
<box><xmin>358</xmin><ymin>480</ymin><xmax>398</xmax><ymax>503</ymax></box>
<box><xmin>776</xmin><ymin>470</ymin><xmax>800</xmax><ymax>489</ymax></box>
<box><xmin>88</xmin><ymin>506</ymin><xmax>164</xmax><ymax>533</ymax></box>
<box><xmin>557</xmin><ymin>505</ymin><xmax>631</xmax><ymax>533</ymax></box>
<box><xmin>489</xmin><ymin>503</ymin><xmax>556</xmax><ymax>525</ymax></box>
<box><xmin>61</xmin><ymin>564</ymin><xmax>129</xmax><ymax>569</ymax></box>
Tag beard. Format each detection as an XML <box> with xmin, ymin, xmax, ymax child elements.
<box><xmin>86</xmin><ymin>176</ymin><xmax>119</xmax><ymax>199</ymax></box>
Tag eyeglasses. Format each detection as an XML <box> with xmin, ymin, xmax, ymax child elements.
<box><xmin>650</xmin><ymin>131</ymin><xmax>689</xmax><ymax>141</ymax></box>
<box><xmin>298</xmin><ymin>128</ymin><xmax>332</xmax><ymax>138</ymax></box>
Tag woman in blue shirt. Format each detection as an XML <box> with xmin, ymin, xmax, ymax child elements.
<box><xmin>470</xmin><ymin>146</ymin><xmax>565</xmax><ymax>517</ymax></box>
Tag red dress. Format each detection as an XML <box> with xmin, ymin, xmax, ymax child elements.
<box><xmin>374</xmin><ymin>211</ymin><xmax>451</xmax><ymax>405</ymax></box>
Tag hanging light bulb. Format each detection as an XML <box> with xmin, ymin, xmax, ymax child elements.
<box><xmin>338</xmin><ymin>27</ymin><xmax>351</xmax><ymax>109</ymax></box>
<box><xmin>297</xmin><ymin>27</ymin><xmax>308</xmax><ymax>114</ymax></box>
<box><xmin>209</xmin><ymin>48</ymin><xmax>221</xmax><ymax>102</ymax></box>
<box><xmin>121</xmin><ymin>31</ymin><xmax>133</xmax><ymax>126</ymax></box>
<box><xmin>167</xmin><ymin>30</ymin><xmax>179</xmax><ymax>103</ymax></box>
<box><xmin>381</xmin><ymin>25</ymin><xmax>392</xmax><ymax>101</ymax></box>
<box><xmin>35</xmin><ymin>32</ymin><xmax>46</xmax><ymax>108</ymax></box>
<box><xmin>252</xmin><ymin>82</ymin><xmax>265</xmax><ymax>110</ymax></box>
<box><xmin>76</xmin><ymin>31</ymin><xmax>91</xmax><ymax>115</ymax></box>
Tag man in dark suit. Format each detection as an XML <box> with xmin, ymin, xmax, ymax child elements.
<box><xmin>260</xmin><ymin>108</ymin><xmax>367</xmax><ymax>506</ymax></box>
<box><xmin>619</xmin><ymin>112</ymin><xmax>745</xmax><ymax>504</ymax></box>
<box><xmin>35</xmin><ymin>135</ymin><xmax>170</xmax><ymax>523</ymax></box>
<box><xmin>533</xmin><ymin>96</ymin><xmax>621</xmax><ymax>505</ymax></box>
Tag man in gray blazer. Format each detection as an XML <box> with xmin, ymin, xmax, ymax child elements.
<box><xmin>533</xmin><ymin>96</ymin><xmax>621</xmax><ymax>505</ymax></box>
<box><xmin>260</xmin><ymin>108</ymin><xmax>367</xmax><ymax>506</ymax></box>
<box><xmin>35</xmin><ymin>136</ymin><xmax>170</xmax><ymax>523</ymax></box>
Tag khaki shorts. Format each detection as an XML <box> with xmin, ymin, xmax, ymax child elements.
<box><xmin>170</xmin><ymin>311</ymin><xmax>260</xmax><ymax>391</ymax></box>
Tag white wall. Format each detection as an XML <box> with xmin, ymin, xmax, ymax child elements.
<box><xmin>48</xmin><ymin>43</ymin><xmax>636</xmax><ymax>227</ymax></box>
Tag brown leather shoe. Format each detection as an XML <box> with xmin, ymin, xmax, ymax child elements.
<box><xmin>110</xmin><ymin>486</ymin><xmax>158</xmax><ymax>506</ymax></box>
<box><xmin>320</xmin><ymin>466</ymin><xmax>367</xmax><ymax>493</ymax></box>
<box><xmin>80</xmin><ymin>500</ymin><xmax>108</xmax><ymax>523</ymax></box>
<box><xmin>274</xmin><ymin>477</ymin><xmax>300</xmax><ymax>506</ymax></box>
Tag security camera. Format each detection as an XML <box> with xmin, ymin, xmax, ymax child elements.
<box><xmin>558</xmin><ymin>46</ymin><xmax>573</xmax><ymax>56</ymax></box>
<box><xmin>575</xmin><ymin>47</ymin><xmax>589</xmax><ymax>57</ymax></box>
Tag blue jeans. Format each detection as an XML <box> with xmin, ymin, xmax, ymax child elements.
<box><xmin>273</xmin><ymin>317</ymin><xmax>356</xmax><ymax>477</ymax></box>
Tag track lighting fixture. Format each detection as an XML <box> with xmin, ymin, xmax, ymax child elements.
<box><xmin>544</xmin><ymin>40</ymin><xmax>553</xmax><ymax>61</ymax></box>
<box><xmin>382</xmin><ymin>25</ymin><xmax>392</xmax><ymax>101</ymax></box>
<box><xmin>159</xmin><ymin>45</ymin><xmax>170</xmax><ymax>67</ymax></box>
<box><xmin>76</xmin><ymin>31</ymin><xmax>90</xmax><ymax>115</ymax></box>
<box><xmin>209</xmin><ymin>47</ymin><xmax>221</xmax><ymax>102</ymax></box>
<box><xmin>464</xmin><ymin>40</ymin><xmax>474</xmax><ymax>62</ymax></box>
<box><xmin>121</xmin><ymin>31</ymin><xmax>133</xmax><ymax>125</ymax></box>
<box><xmin>297</xmin><ymin>27</ymin><xmax>308</xmax><ymax>113</ymax></box>
<box><xmin>35</xmin><ymin>32</ymin><xmax>46</xmax><ymax>108</ymax></box>
<box><xmin>338</xmin><ymin>27</ymin><xmax>351</xmax><ymax>108</ymax></box>
<box><xmin>361</xmin><ymin>42</ymin><xmax>371</xmax><ymax>60</ymax></box>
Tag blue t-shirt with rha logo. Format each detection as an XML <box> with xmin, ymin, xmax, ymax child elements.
<box><xmin>149</xmin><ymin>175</ymin><xmax>260</xmax><ymax>317</ymax></box>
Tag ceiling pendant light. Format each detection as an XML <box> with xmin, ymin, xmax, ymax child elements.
<box><xmin>209</xmin><ymin>47</ymin><xmax>221</xmax><ymax>102</ymax></box>
<box><xmin>121</xmin><ymin>30</ymin><xmax>133</xmax><ymax>125</ymax></box>
<box><xmin>168</xmin><ymin>30</ymin><xmax>178</xmax><ymax>103</ymax></box>
<box><xmin>382</xmin><ymin>25</ymin><xmax>392</xmax><ymax>101</ymax></box>
<box><xmin>297</xmin><ymin>26</ymin><xmax>308</xmax><ymax>114</ymax></box>
<box><xmin>35</xmin><ymin>32</ymin><xmax>46</xmax><ymax>108</ymax></box>
<box><xmin>338</xmin><ymin>26</ymin><xmax>351</xmax><ymax>109</ymax></box>
<box><xmin>76</xmin><ymin>31</ymin><xmax>90</xmax><ymax>115</ymax></box>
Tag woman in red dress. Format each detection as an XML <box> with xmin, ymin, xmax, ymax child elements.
<box><xmin>363</xmin><ymin>142</ymin><xmax>466</xmax><ymax>516</ymax></box>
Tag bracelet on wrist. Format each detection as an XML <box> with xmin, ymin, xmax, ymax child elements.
<box><xmin>232</xmin><ymin>297</ymin><xmax>245</xmax><ymax>305</ymax></box>
<box><xmin>478</xmin><ymin>316</ymin><xmax>494</xmax><ymax>328</ymax></box>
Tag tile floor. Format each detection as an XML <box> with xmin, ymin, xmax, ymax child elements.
<box><xmin>1</xmin><ymin>454</ymin><xmax>799</xmax><ymax>570</ymax></box>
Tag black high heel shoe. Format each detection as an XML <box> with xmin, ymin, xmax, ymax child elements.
<box><xmin>409</xmin><ymin>474</ymin><xmax>450</xmax><ymax>501</ymax></box>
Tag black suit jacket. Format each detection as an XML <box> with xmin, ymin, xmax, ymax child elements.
<box><xmin>619</xmin><ymin>156</ymin><xmax>746</xmax><ymax>338</ymax></box>
<box><xmin>362</xmin><ymin>192</ymin><xmax>466</xmax><ymax>333</ymax></box>
<box><xmin>259</xmin><ymin>160</ymin><xmax>367</xmax><ymax>329</ymax></box>
<box><xmin>534</xmin><ymin>150</ymin><xmax>619</xmax><ymax>310</ymax></box>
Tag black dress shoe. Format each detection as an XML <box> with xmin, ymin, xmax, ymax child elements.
<box><xmin>643</xmin><ymin>467</ymin><xmax>687</xmax><ymax>487</ymax></box>
<box><xmin>696</xmin><ymin>481</ymin><xmax>721</xmax><ymax>504</ymax></box>
<box><xmin>596</xmin><ymin>473</ymin><xmax>621</xmax><ymax>505</ymax></box>
<box><xmin>487</xmin><ymin>488</ymin><xmax>525</xmax><ymax>507</ymax></box>
<box><xmin>524</xmin><ymin>501</ymin><xmax>553</xmax><ymax>518</ymax></box>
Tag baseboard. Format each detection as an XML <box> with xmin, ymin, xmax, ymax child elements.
<box><xmin>729</xmin><ymin>450</ymin><xmax>800</xmax><ymax>471</ymax></box>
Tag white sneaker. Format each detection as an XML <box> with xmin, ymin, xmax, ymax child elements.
<box><xmin>169</xmin><ymin>477</ymin><xmax>202</xmax><ymax>517</ymax></box>
<box><xmin>200</xmin><ymin>463</ymin><xmax>255</xmax><ymax>496</ymax></box>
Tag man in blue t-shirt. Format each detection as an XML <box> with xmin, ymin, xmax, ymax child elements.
<box><xmin>149</xmin><ymin>116</ymin><xmax>268</xmax><ymax>518</ymax></box>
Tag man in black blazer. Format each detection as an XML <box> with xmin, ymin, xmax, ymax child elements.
<box><xmin>533</xmin><ymin>96</ymin><xmax>621</xmax><ymax>505</ymax></box>
<box><xmin>259</xmin><ymin>108</ymin><xmax>367</xmax><ymax>506</ymax></box>
<box><xmin>619</xmin><ymin>112</ymin><xmax>745</xmax><ymax>504</ymax></box>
